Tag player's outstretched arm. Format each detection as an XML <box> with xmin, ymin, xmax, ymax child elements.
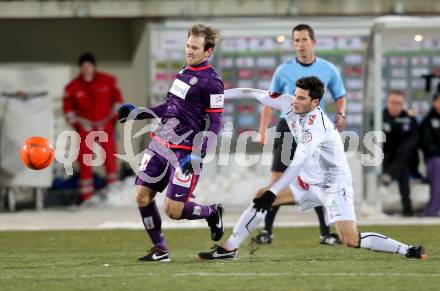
<box><xmin>225</xmin><ymin>88</ymin><xmax>292</xmax><ymax>114</ymax></box>
<box><xmin>258</xmin><ymin>106</ymin><xmax>273</xmax><ymax>144</ymax></box>
<box><xmin>117</xmin><ymin>103</ymin><xmax>167</xmax><ymax>123</ymax></box>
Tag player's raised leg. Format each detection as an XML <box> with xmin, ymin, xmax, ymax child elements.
<box><xmin>198</xmin><ymin>186</ymin><xmax>294</xmax><ymax>260</ymax></box>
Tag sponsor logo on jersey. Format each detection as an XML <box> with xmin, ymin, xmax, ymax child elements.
<box><xmin>290</xmin><ymin>120</ymin><xmax>301</xmax><ymax>143</ymax></box>
<box><xmin>302</xmin><ymin>130</ymin><xmax>312</xmax><ymax>144</ymax></box>
<box><xmin>210</xmin><ymin>94</ymin><xmax>224</xmax><ymax>108</ymax></box>
<box><xmin>169</xmin><ymin>78</ymin><xmax>191</xmax><ymax>99</ymax></box>
<box><xmin>432</xmin><ymin>118</ymin><xmax>440</xmax><ymax>129</ymax></box>
<box><xmin>172</xmin><ymin>168</ymin><xmax>192</xmax><ymax>188</ymax></box>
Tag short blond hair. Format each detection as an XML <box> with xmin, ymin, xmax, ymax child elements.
<box><xmin>187</xmin><ymin>24</ymin><xmax>219</xmax><ymax>51</ymax></box>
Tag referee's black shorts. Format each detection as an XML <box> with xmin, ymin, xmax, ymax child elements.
<box><xmin>271</xmin><ymin>118</ymin><xmax>297</xmax><ymax>173</ymax></box>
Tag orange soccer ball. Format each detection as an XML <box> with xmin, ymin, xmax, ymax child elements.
<box><xmin>20</xmin><ymin>136</ymin><xmax>54</xmax><ymax>170</ymax></box>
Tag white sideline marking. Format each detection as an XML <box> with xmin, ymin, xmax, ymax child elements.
<box><xmin>172</xmin><ymin>272</ymin><xmax>440</xmax><ymax>277</ymax></box>
<box><xmin>1</xmin><ymin>208</ymin><xmax>440</xmax><ymax>231</ymax></box>
<box><xmin>2</xmin><ymin>218</ymin><xmax>440</xmax><ymax>231</ymax></box>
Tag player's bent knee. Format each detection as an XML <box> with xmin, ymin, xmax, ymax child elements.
<box><xmin>164</xmin><ymin>201</ymin><xmax>183</xmax><ymax>220</ymax></box>
<box><xmin>136</xmin><ymin>192</ymin><xmax>149</xmax><ymax>206</ymax></box>
<box><xmin>165</xmin><ymin>208</ymin><xmax>182</xmax><ymax>220</ymax></box>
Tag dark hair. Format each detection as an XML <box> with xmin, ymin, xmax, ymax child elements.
<box><xmin>296</xmin><ymin>76</ymin><xmax>325</xmax><ymax>101</ymax></box>
<box><xmin>187</xmin><ymin>24</ymin><xmax>219</xmax><ymax>51</ymax></box>
<box><xmin>292</xmin><ymin>24</ymin><xmax>315</xmax><ymax>41</ymax></box>
<box><xmin>388</xmin><ymin>90</ymin><xmax>405</xmax><ymax>98</ymax></box>
<box><xmin>78</xmin><ymin>52</ymin><xmax>96</xmax><ymax>66</ymax></box>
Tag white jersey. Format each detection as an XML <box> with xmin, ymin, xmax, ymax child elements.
<box><xmin>225</xmin><ymin>88</ymin><xmax>352</xmax><ymax>192</ymax></box>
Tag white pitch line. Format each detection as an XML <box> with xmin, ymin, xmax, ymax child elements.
<box><xmin>172</xmin><ymin>272</ymin><xmax>440</xmax><ymax>277</ymax></box>
<box><xmin>2</xmin><ymin>272</ymin><xmax>439</xmax><ymax>280</ymax></box>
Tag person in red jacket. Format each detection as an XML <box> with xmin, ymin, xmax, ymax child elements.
<box><xmin>63</xmin><ymin>52</ymin><xmax>123</xmax><ymax>203</ymax></box>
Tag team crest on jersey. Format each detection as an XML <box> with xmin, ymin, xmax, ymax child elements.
<box><xmin>308</xmin><ymin>114</ymin><xmax>316</xmax><ymax>125</ymax></box>
<box><xmin>189</xmin><ymin>77</ymin><xmax>198</xmax><ymax>85</ymax></box>
<box><xmin>432</xmin><ymin>118</ymin><xmax>440</xmax><ymax>129</ymax></box>
<box><xmin>302</xmin><ymin>130</ymin><xmax>312</xmax><ymax>144</ymax></box>
<box><xmin>210</xmin><ymin>94</ymin><xmax>224</xmax><ymax>108</ymax></box>
<box><xmin>169</xmin><ymin>78</ymin><xmax>190</xmax><ymax>100</ymax></box>
<box><xmin>172</xmin><ymin>168</ymin><xmax>192</xmax><ymax>188</ymax></box>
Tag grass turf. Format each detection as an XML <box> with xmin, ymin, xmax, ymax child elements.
<box><xmin>0</xmin><ymin>225</ymin><xmax>439</xmax><ymax>291</ymax></box>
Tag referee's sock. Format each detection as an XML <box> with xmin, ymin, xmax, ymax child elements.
<box><xmin>264</xmin><ymin>205</ymin><xmax>280</xmax><ymax>234</ymax></box>
<box><xmin>314</xmin><ymin>206</ymin><xmax>330</xmax><ymax>236</ymax></box>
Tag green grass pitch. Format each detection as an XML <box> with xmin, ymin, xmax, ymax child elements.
<box><xmin>0</xmin><ymin>225</ymin><xmax>439</xmax><ymax>290</ymax></box>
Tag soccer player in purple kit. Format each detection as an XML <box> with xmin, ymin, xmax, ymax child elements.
<box><xmin>117</xmin><ymin>24</ymin><xmax>225</xmax><ymax>262</ymax></box>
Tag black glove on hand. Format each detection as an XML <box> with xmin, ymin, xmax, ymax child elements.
<box><xmin>179</xmin><ymin>153</ymin><xmax>204</xmax><ymax>176</ymax></box>
<box><xmin>253</xmin><ymin>190</ymin><xmax>276</xmax><ymax>212</ymax></box>
<box><xmin>117</xmin><ymin>103</ymin><xmax>136</xmax><ymax>123</ymax></box>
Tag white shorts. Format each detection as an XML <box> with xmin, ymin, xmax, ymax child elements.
<box><xmin>289</xmin><ymin>177</ymin><xmax>356</xmax><ymax>226</ymax></box>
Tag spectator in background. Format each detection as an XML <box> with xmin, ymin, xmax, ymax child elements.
<box><xmin>63</xmin><ymin>53</ymin><xmax>124</xmax><ymax>203</ymax></box>
<box><xmin>382</xmin><ymin>90</ymin><xmax>418</xmax><ymax>216</ymax></box>
<box><xmin>419</xmin><ymin>93</ymin><xmax>440</xmax><ymax>216</ymax></box>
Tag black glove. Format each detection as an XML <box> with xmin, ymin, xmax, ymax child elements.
<box><xmin>179</xmin><ymin>151</ymin><xmax>206</xmax><ymax>176</ymax></box>
<box><xmin>117</xmin><ymin>103</ymin><xmax>136</xmax><ymax>123</ymax></box>
<box><xmin>253</xmin><ymin>190</ymin><xmax>276</xmax><ymax>212</ymax></box>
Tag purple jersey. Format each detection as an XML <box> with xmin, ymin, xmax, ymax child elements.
<box><xmin>152</xmin><ymin>60</ymin><xmax>224</xmax><ymax>151</ymax></box>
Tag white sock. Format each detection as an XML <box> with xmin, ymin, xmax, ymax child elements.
<box><xmin>359</xmin><ymin>232</ymin><xmax>409</xmax><ymax>256</ymax></box>
<box><xmin>224</xmin><ymin>204</ymin><xmax>265</xmax><ymax>250</ymax></box>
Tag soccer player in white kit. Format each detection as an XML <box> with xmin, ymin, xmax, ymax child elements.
<box><xmin>198</xmin><ymin>76</ymin><xmax>427</xmax><ymax>260</ymax></box>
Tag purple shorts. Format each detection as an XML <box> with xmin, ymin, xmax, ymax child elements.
<box><xmin>135</xmin><ymin>148</ymin><xmax>200</xmax><ymax>203</ymax></box>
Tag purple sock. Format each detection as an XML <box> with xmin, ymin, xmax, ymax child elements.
<box><xmin>181</xmin><ymin>202</ymin><xmax>215</xmax><ymax>220</ymax></box>
<box><xmin>139</xmin><ymin>201</ymin><xmax>167</xmax><ymax>251</ymax></box>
